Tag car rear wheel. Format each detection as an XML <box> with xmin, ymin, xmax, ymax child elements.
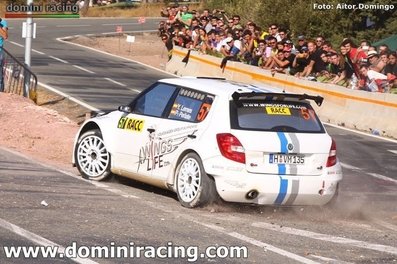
<box><xmin>175</xmin><ymin>153</ymin><xmax>219</xmax><ymax>208</ymax></box>
<box><xmin>75</xmin><ymin>129</ymin><xmax>112</xmax><ymax>181</ymax></box>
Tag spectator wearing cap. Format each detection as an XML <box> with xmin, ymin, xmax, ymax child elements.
<box><xmin>220</xmin><ymin>36</ymin><xmax>241</xmax><ymax>58</ymax></box>
<box><xmin>367</xmin><ymin>50</ymin><xmax>386</xmax><ymax>73</ymax></box>
<box><xmin>291</xmin><ymin>45</ymin><xmax>310</xmax><ymax>76</ymax></box>
<box><xmin>295</xmin><ymin>35</ymin><xmax>307</xmax><ymax>52</ymax></box>
<box><xmin>283</xmin><ymin>39</ymin><xmax>297</xmax><ymax>55</ymax></box>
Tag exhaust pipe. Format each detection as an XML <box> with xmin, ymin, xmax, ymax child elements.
<box><xmin>246</xmin><ymin>190</ymin><xmax>259</xmax><ymax>200</ymax></box>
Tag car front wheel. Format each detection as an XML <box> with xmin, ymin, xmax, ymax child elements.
<box><xmin>75</xmin><ymin>129</ymin><xmax>112</xmax><ymax>181</ymax></box>
<box><xmin>175</xmin><ymin>153</ymin><xmax>219</xmax><ymax>208</ymax></box>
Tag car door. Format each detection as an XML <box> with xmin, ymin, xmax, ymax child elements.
<box><xmin>149</xmin><ymin>87</ymin><xmax>216</xmax><ymax>183</ymax></box>
<box><xmin>111</xmin><ymin>82</ymin><xmax>178</xmax><ymax>179</ymax></box>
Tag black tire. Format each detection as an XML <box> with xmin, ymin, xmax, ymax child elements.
<box><xmin>74</xmin><ymin>129</ymin><xmax>112</xmax><ymax>181</ymax></box>
<box><xmin>175</xmin><ymin>153</ymin><xmax>219</xmax><ymax>208</ymax></box>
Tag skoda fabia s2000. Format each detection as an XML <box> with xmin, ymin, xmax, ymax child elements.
<box><xmin>72</xmin><ymin>77</ymin><xmax>342</xmax><ymax>208</ymax></box>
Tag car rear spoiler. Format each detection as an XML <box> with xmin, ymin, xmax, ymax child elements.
<box><xmin>232</xmin><ymin>92</ymin><xmax>324</xmax><ymax>106</ymax></box>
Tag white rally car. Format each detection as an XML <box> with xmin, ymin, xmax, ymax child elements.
<box><xmin>72</xmin><ymin>77</ymin><xmax>342</xmax><ymax>208</ymax></box>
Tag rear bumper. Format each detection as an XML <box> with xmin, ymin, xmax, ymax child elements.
<box><xmin>212</xmin><ymin>163</ymin><xmax>343</xmax><ymax>206</ymax></box>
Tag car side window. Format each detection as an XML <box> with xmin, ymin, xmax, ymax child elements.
<box><xmin>168</xmin><ymin>88</ymin><xmax>214</xmax><ymax>122</ymax></box>
<box><xmin>133</xmin><ymin>83</ymin><xmax>177</xmax><ymax>117</ymax></box>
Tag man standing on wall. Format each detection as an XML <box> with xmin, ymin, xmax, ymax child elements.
<box><xmin>0</xmin><ymin>17</ymin><xmax>9</xmax><ymax>92</ymax></box>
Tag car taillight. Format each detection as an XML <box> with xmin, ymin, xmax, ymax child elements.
<box><xmin>216</xmin><ymin>133</ymin><xmax>245</xmax><ymax>164</ymax></box>
<box><xmin>326</xmin><ymin>139</ymin><xmax>337</xmax><ymax>167</ymax></box>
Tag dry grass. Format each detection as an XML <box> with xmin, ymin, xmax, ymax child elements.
<box><xmin>0</xmin><ymin>2</ymin><xmax>201</xmax><ymax>18</ymax></box>
<box><xmin>85</xmin><ymin>3</ymin><xmax>200</xmax><ymax>17</ymax></box>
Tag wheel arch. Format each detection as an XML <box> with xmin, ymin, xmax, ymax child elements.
<box><xmin>72</xmin><ymin>121</ymin><xmax>114</xmax><ymax>166</ymax></box>
<box><xmin>168</xmin><ymin>148</ymin><xmax>212</xmax><ymax>191</ymax></box>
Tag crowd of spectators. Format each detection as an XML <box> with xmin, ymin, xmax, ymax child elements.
<box><xmin>158</xmin><ymin>5</ymin><xmax>397</xmax><ymax>93</ymax></box>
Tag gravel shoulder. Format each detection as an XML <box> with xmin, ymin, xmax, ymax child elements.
<box><xmin>0</xmin><ymin>33</ymin><xmax>167</xmax><ymax>173</ymax></box>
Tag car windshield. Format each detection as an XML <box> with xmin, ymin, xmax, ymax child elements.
<box><xmin>231</xmin><ymin>100</ymin><xmax>324</xmax><ymax>133</ymax></box>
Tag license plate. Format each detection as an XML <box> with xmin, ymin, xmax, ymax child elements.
<box><xmin>268</xmin><ymin>154</ymin><xmax>305</xmax><ymax>164</ymax></box>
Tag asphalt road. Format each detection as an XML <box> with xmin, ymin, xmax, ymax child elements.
<box><xmin>1</xmin><ymin>18</ymin><xmax>397</xmax><ymax>263</ymax></box>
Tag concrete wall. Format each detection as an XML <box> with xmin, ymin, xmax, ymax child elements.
<box><xmin>166</xmin><ymin>46</ymin><xmax>397</xmax><ymax>139</ymax></box>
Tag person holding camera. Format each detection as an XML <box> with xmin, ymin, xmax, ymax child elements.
<box><xmin>0</xmin><ymin>17</ymin><xmax>9</xmax><ymax>92</ymax></box>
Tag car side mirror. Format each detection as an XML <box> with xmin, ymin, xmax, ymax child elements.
<box><xmin>118</xmin><ymin>105</ymin><xmax>132</xmax><ymax>113</ymax></box>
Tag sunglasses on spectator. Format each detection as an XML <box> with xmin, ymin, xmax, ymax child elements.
<box><xmin>269</xmin><ymin>41</ymin><xmax>276</xmax><ymax>44</ymax></box>
<box><xmin>316</xmin><ymin>39</ymin><xmax>323</xmax><ymax>42</ymax></box>
<box><xmin>271</xmin><ymin>27</ymin><xmax>277</xmax><ymax>30</ymax></box>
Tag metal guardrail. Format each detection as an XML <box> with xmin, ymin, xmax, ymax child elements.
<box><xmin>1</xmin><ymin>48</ymin><xmax>38</xmax><ymax>101</ymax></box>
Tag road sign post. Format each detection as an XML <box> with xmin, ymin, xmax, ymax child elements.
<box><xmin>116</xmin><ymin>25</ymin><xmax>123</xmax><ymax>52</ymax></box>
<box><xmin>24</xmin><ymin>0</ymin><xmax>33</xmax><ymax>97</ymax></box>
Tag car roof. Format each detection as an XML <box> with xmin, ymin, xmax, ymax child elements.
<box><xmin>158</xmin><ymin>77</ymin><xmax>282</xmax><ymax>98</ymax></box>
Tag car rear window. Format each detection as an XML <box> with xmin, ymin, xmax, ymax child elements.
<box><xmin>230</xmin><ymin>100</ymin><xmax>325</xmax><ymax>133</ymax></box>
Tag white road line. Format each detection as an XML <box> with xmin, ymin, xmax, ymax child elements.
<box><xmin>376</xmin><ymin>221</ymin><xmax>397</xmax><ymax>232</ymax></box>
<box><xmin>102</xmin><ymin>23</ymin><xmax>139</xmax><ymax>26</ymax></box>
<box><xmin>341</xmin><ymin>162</ymin><xmax>397</xmax><ymax>184</ymax></box>
<box><xmin>104</xmin><ymin>77</ymin><xmax>126</xmax><ymax>87</ymax></box>
<box><xmin>388</xmin><ymin>150</ymin><xmax>397</xmax><ymax>154</ymax></box>
<box><xmin>228</xmin><ymin>232</ymin><xmax>320</xmax><ymax>264</ymax></box>
<box><xmin>8</xmin><ymin>41</ymin><xmax>24</xmax><ymax>48</ymax></box>
<box><xmin>57</xmin><ymin>34</ymin><xmax>175</xmax><ymax>77</ymax></box>
<box><xmin>0</xmin><ymin>217</ymin><xmax>98</xmax><ymax>264</ymax></box>
<box><xmin>56</xmin><ymin>25</ymin><xmax>92</xmax><ymax>28</ymax></box>
<box><xmin>366</xmin><ymin>172</ymin><xmax>397</xmax><ymax>184</ymax></box>
<box><xmin>309</xmin><ymin>254</ymin><xmax>354</xmax><ymax>264</ymax></box>
<box><xmin>127</xmin><ymin>88</ymin><xmax>141</xmax><ymax>93</ymax></box>
<box><xmin>38</xmin><ymin>82</ymin><xmax>99</xmax><ymax>112</ymax></box>
<box><xmin>32</xmin><ymin>49</ymin><xmax>45</xmax><ymax>55</ymax></box>
<box><xmin>252</xmin><ymin>222</ymin><xmax>397</xmax><ymax>255</ymax></box>
<box><xmin>195</xmin><ymin>222</ymin><xmax>320</xmax><ymax>263</ymax></box>
<box><xmin>73</xmin><ymin>65</ymin><xmax>95</xmax><ymax>74</ymax></box>
<box><xmin>49</xmin><ymin>56</ymin><xmax>69</xmax><ymax>64</ymax></box>
<box><xmin>324</xmin><ymin>122</ymin><xmax>397</xmax><ymax>144</ymax></box>
<box><xmin>89</xmin><ymin>181</ymin><xmax>140</xmax><ymax>199</ymax></box>
<box><xmin>340</xmin><ymin>163</ymin><xmax>360</xmax><ymax>170</ymax></box>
